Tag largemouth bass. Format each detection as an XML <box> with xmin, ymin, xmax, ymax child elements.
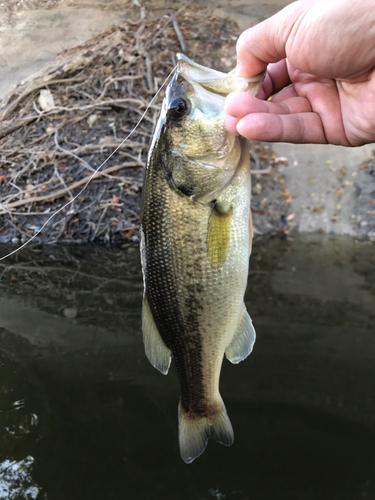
<box><xmin>140</xmin><ymin>54</ymin><xmax>264</xmax><ymax>463</ymax></box>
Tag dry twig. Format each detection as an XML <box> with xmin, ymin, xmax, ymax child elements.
<box><xmin>0</xmin><ymin>162</ymin><xmax>142</xmax><ymax>211</ymax></box>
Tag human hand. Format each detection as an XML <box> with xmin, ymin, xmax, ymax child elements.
<box><xmin>225</xmin><ymin>0</ymin><xmax>375</xmax><ymax>146</ymax></box>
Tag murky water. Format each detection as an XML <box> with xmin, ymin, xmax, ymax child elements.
<box><xmin>0</xmin><ymin>235</ymin><xmax>374</xmax><ymax>500</ymax></box>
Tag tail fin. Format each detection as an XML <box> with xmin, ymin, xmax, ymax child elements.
<box><xmin>178</xmin><ymin>397</ymin><xmax>234</xmax><ymax>464</ymax></box>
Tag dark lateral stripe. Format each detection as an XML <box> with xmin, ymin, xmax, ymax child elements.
<box><xmin>141</xmin><ymin>150</ymin><xmax>205</xmax><ymax>413</ymax></box>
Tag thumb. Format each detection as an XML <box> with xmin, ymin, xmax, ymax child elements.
<box><xmin>236</xmin><ymin>1</ymin><xmax>304</xmax><ymax>77</ymax></box>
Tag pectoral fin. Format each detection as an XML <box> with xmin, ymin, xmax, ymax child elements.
<box><xmin>142</xmin><ymin>298</ymin><xmax>171</xmax><ymax>375</ymax></box>
<box><xmin>225</xmin><ymin>305</ymin><xmax>256</xmax><ymax>364</ymax></box>
<box><xmin>207</xmin><ymin>205</ymin><xmax>232</xmax><ymax>269</ymax></box>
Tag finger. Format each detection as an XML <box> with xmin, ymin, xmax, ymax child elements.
<box><xmin>236</xmin><ymin>2</ymin><xmax>302</xmax><ymax>77</ymax></box>
<box><xmin>269</xmin><ymin>85</ymin><xmax>298</xmax><ymax>103</ymax></box>
<box><xmin>296</xmin><ymin>80</ymin><xmax>350</xmax><ymax>145</ymax></box>
<box><xmin>266</xmin><ymin>61</ymin><xmax>292</xmax><ymax>96</ymax></box>
<box><xmin>255</xmin><ymin>73</ymin><xmax>273</xmax><ymax>100</ymax></box>
<box><xmin>251</xmin><ymin>61</ymin><xmax>292</xmax><ymax>101</ymax></box>
<box><xmin>225</xmin><ymin>92</ymin><xmax>312</xmax><ymax>119</ymax></box>
<box><xmin>236</xmin><ymin>112</ymin><xmax>329</xmax><ymax>144</ymax></box>
<box><xmin>224</xmin><ymin>114</ymin><xmax>240</xmax><ymax>135</ymax></box>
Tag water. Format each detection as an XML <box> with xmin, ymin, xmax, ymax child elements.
<box><xmin>0</xmin><ymin>235</ymin><xmax>374</xmax><ymax>500</ymax></box>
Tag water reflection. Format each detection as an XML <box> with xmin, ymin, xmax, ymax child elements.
<box><xmin>0</xmin><ymin>351</ymin><xmax>47</xmax><ymax>499</ymax></box>
<box><xmin>0</xmin><ymin>236</ymin><xmax>374</xmax><ymax>499</ymax></box>
<box><xmin>0</xmin><ymin>456</ymin><xmax>42</xmax><ymax>500</ymax></box>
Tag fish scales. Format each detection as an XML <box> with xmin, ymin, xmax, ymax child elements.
<box><xmin>142</xmin><ymin>145</ymin><xmax>249</xmax><ymax>409</ymax></box>
<box><xmin>140</xmin><ymin>54</ymin><xmax>264</xmax><ymax>463</ymax></box>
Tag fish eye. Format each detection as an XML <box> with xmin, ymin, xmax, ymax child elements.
<box><xmin>169</xmin><ymin>98</ymin><xmax>190</xmax><ymax>120</ymax></box>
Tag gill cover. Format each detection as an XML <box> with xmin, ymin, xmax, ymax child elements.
<box><xmin>162</xmin><ymin>54</ymin><xmax>263</xmax><ymax>204</ymax></box>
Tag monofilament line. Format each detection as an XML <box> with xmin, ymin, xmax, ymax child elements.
<box><xmin>0</xmin><ymin>65</ymin><xmax>177</xmax><ymax>262</ymax></box>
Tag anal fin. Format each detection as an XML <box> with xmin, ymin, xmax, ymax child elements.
<box><xmin>225</xmin><ymin>305</ymin><xmax>256</xmax><ymax>364</ymax></box>
<box><xmin>142</xmin><ymin>298</ymin><xmax>171</xmax><ymax>375</ymax></box>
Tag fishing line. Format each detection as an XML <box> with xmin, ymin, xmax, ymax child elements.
<box><xmin>0</xmin><ymin>65</ymin><xmax>177</xmax><ymax>262</ymax></box>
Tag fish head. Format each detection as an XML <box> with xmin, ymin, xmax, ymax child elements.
<box><xmin>154</xmin><ymin>55</ymin><xmax>264</xmax><ymax>202</ymax></box>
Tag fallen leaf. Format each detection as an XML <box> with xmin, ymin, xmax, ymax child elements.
<box><xmin>38</xmin><ymin>89</ymin><xmax>55</xmax><ymax>111</ymax></box>
<box><xmin>358</xmin><ymin>160</ymin><xmax>370</xmax><ymax>170</ymax></box>
<box><xmin>274</xmin><ymin>157</ymin><xmax>288</xmax><ymax>165</ymax></box>
<box><xmin>260</xmin><ymin>197</ymin><xmax>268</xmax><ymax>208</ymax></box>
<box><xmin>312</xmin><ymin>205</ymin><xmax>324</xmax><ymax>212</ymax></box>
<box><xmin>280</xmin><ymin>189</ymin><xmax>291</xmax><ymax>199</ymax></box>
<box><xmin>87</xmin><ymin>114</ymin><xmax>98</xmax><ymax>128</ymax></box>
<box><xmin>252</xmin><ymin>183</ymin><xmax>262</xmax><ymax>195</ymax></box>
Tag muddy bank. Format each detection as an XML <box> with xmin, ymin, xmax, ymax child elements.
<box><xmin>0</xmin><ymin>4</ymin><xmax>292</xmax><ymax>245</ymax></box>
<box><xmin>0</xmin><ymin>1</ymin><xmax>374</xmax><ymax>247</ymax></box>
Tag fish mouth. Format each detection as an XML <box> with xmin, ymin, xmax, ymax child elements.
<box><xmin>167</xmin><ymin>65</ymin><xmax>226</xmax><ymax>118</ymax></box>
<box><xmin>176</xmin><ymin>53</ymin><xmax>265</xmax><ymax>97</ymax></box>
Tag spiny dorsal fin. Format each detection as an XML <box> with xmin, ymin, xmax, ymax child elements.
<box><xmin>225</xmin><ymin>305</ymin><xmax>256</xmax><ymax>364</ymax></box>
<box><xmin>207</xmin><ymin>205</ymin><xmax>232</xmax><ymax>269</ymax></box>
<box><xmin>142</xmin><ymin>298</ymin><xmax>171</xmax><ymax>375</ymax></box>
